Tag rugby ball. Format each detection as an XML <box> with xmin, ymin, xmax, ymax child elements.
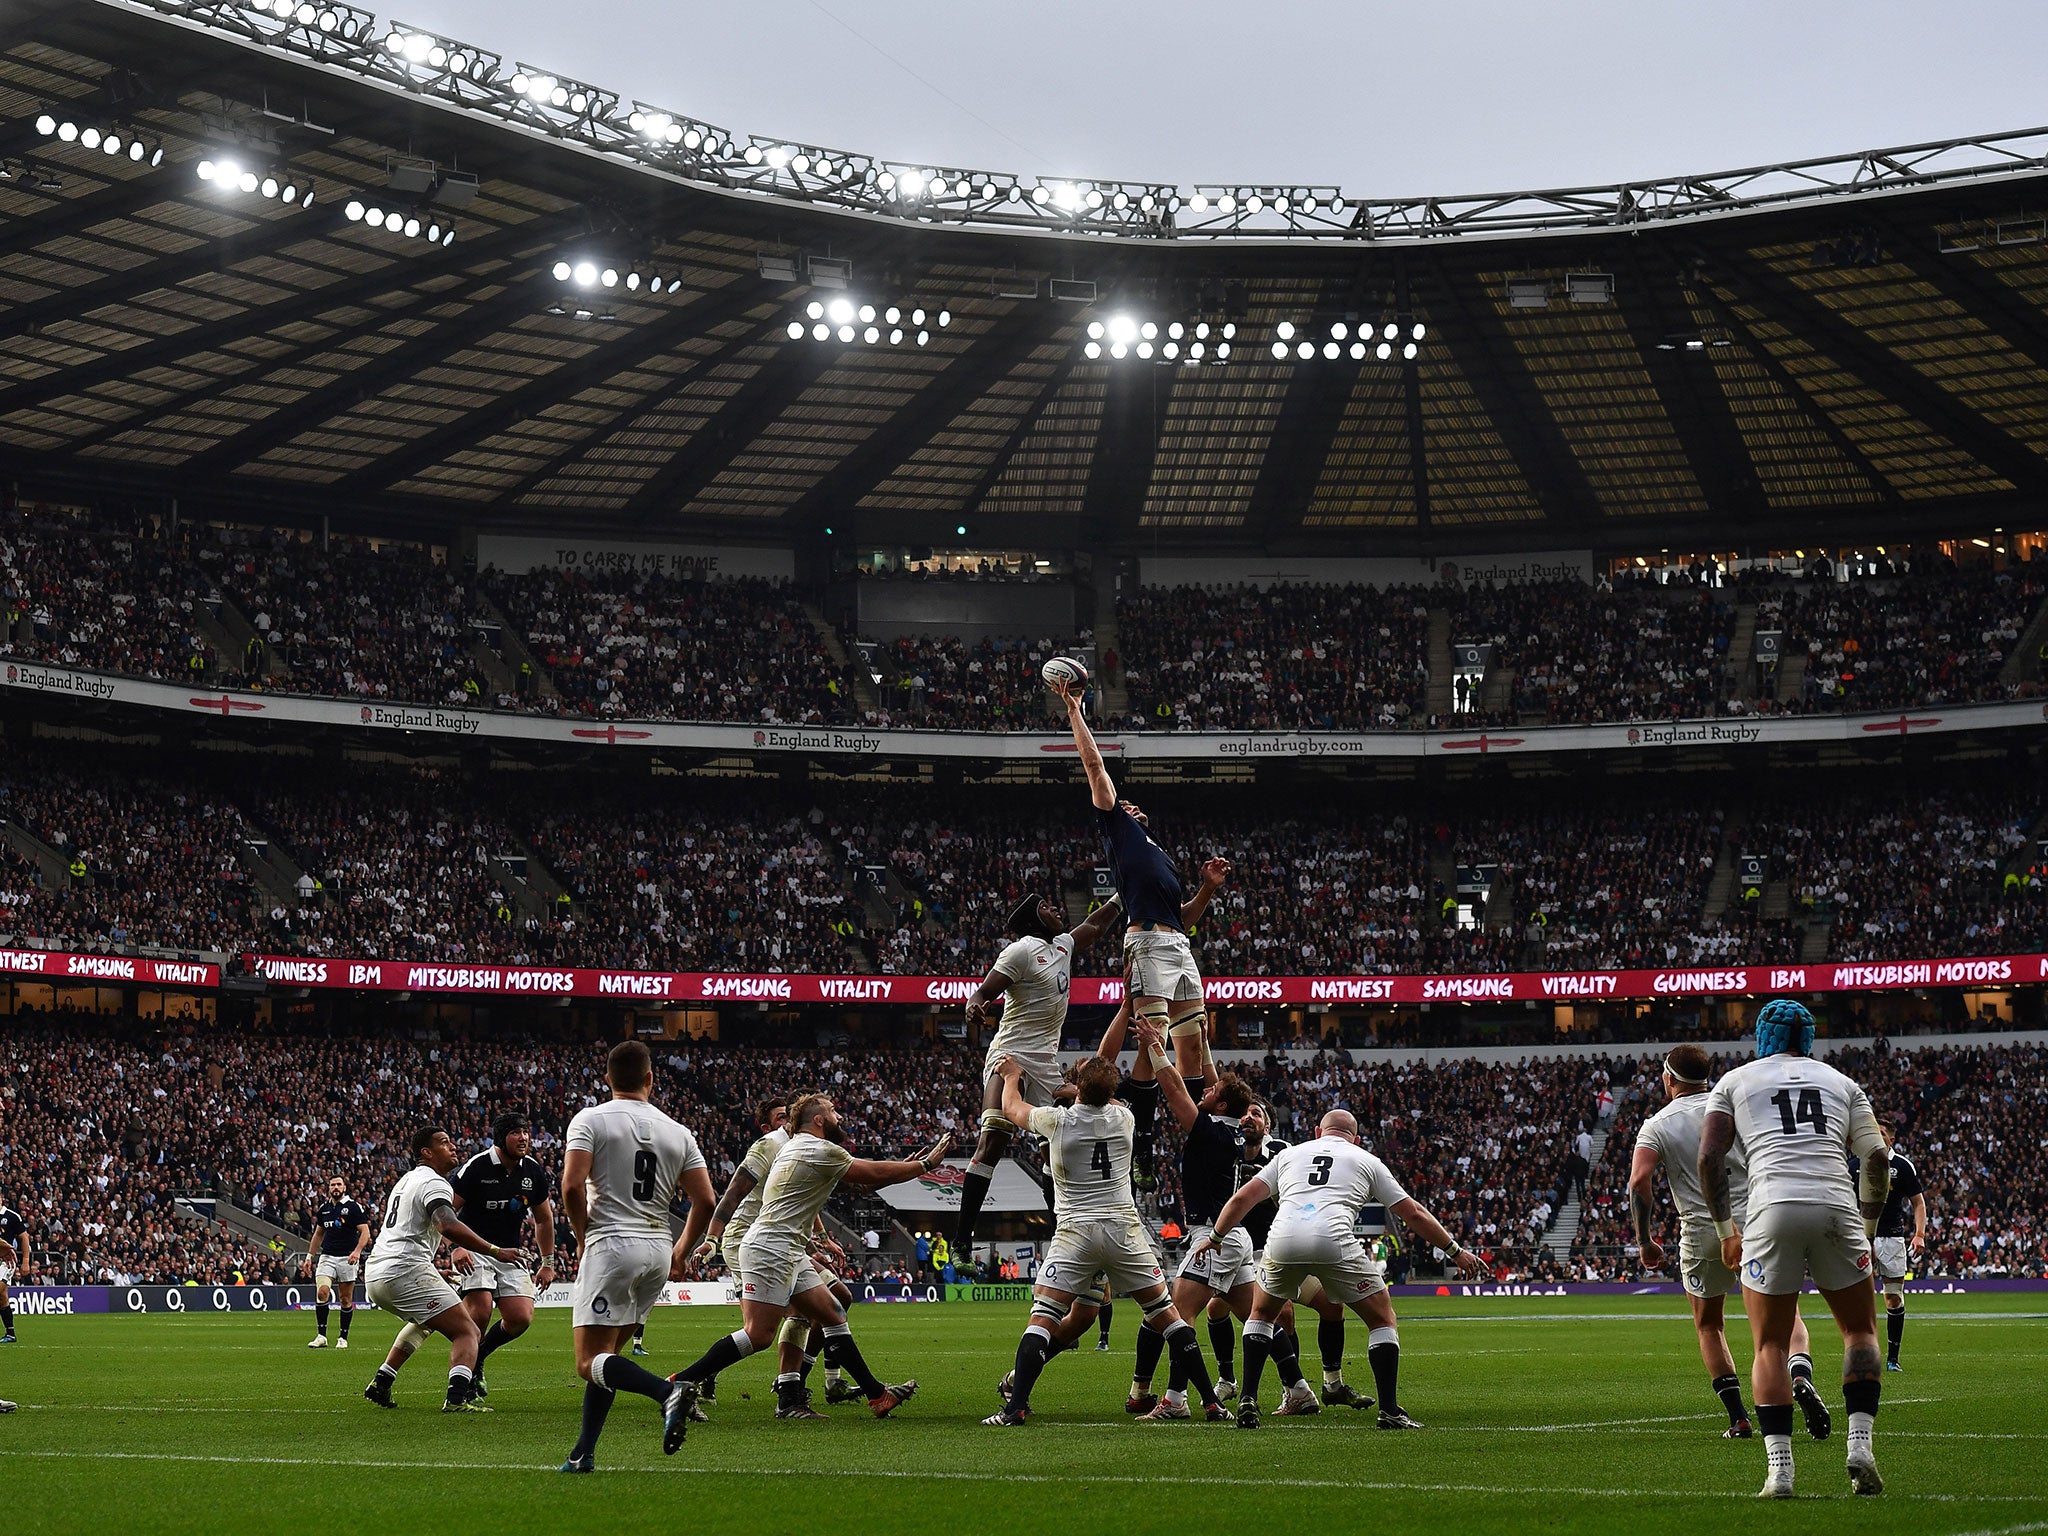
<box><xmin>1042</xmin><ymin>656</ymin><xmax>1089</xmax><ymax>691</ymax></box>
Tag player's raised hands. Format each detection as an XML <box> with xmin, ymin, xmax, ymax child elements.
<box><xmin>992</xmin><ymin>1054</ymin><xmax>1023</xmax><ymax>1080</ymax></box>
<box><xmin>1199</xmin><ymin>857</ymin><xmax>1233</xmax><ymax>890</ymax></box>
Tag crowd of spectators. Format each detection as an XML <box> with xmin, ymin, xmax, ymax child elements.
<box><xmin>858</xmin><ymin>634</ymin><xmax>1074</xmax><ymax>732</ymax></box>
<box><xmin>485</xmin><ymin>568</ymin><xmax>854</xmax><ymax>723</ymax></box>
<box><xmin>2</xmin><ymin>746</ymin><xmax>2038</xmax><ymax>976</ymax></box>
<box><xmin>1759</xmin><ymin>565</ymin><xmax>2046</xmax><ymax>714</ymax></box>
<box><xmin>1448</xmin><ymin>580</ymin><xmax>1736</xmax><ymax>725</ymax></box>
<box><xmin>1115</xmin><ymin>584</ymin><xmax>1432</xmax><ymax>731</ymax></box>
<box><xmin>7</xmin><ymin>504</ymin><xmax>2043</xmax><ymax>733</ymax></box>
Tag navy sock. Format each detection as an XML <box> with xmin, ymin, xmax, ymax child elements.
<box><xmin>1208</xmin><ymin>1314</ymin><xmax>1236</xmax><ymax>1379</ymax></box>
<box><xmin>315</xmin><ymin>1302</ymin><xmax>329</xmax><ymax>1336</ymax></box>
<box><xmin>337</xmin><ymin>1306</ymin><xmax>353</xmax><ymax>1340</ymax></box>
<box><xmin>1132</xmin><ymin>1319</ymin><xmax>1166</xmax><ymax>1387</ymax></box>
<box><xmin>1007</xmin><ymin>1329</ymin><xmax>1052</xmax><ymax>1412</ymax></box>
<box><xmin>570</xmin><ymin>1381</ymin><xmax>613</xmax><ymax>1459</ymax></box>
<box><xmin>1317</xmin><ymin>1315</ymin><xmax>1345</xmax><ymax>1372</ymax></box>
<box><xmin>1271</xmin><ymin>1326</ymin><xmax>1306</xmax><ymax>1389</ymax></box>
<box><xmin>597</xmin><ymin>1352</ymin><xmax>676</xmax><ymax>1404</ymax></box>
<box><xmin>477</xmin><ymin>1321</ymin><xmax>511</xmax><ymax>1364</ymax></box>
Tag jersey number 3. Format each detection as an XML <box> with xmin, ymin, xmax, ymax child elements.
<box><xmin>1771</xmin><ymin>1087</ymin><xmax>1828</xmax><ymax>1136</ymax></box>
<box><xmin>1307</xmin><ymin>1154</ymin><xmax>1334</xmax><ymax>1186</ymax></box>
<box><xmin>631</xmin><ymin>1148</ymin><xmax>660</xmax><ymax>1200</ymax></box>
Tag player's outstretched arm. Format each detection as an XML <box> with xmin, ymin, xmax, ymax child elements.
<box><xmin>1389</xmin><ymin>1196</ymin><xmax>1486</xmax><ymax>1274</ymax></box>
<box><xmin>1054</xmin><ymin>677</ymin><xmax>1116</xmax><ymax>810</ymax></box>
<box><xmin>1626</xmin><ymin>1145</ymin><xmax>1665</xmax><ymax>1270</ymax></box>
<box><xmin>670</xmin><ymin>1165</ymin><xmax>719</xmax><ymax>1278</ymax></box>
<box><xmin>843</xmin><ymin>1135</ymin><xmax>953</xmax><ymax>1190</ymax></box>
<box><xmin>1133</xmin><ymin>1019</ymin><xmax>1199</xmax><ymax>1131</ymax></box>
<box><xmin>429</xmin><ymin>1204</ymin><xmax>519</xmax><ymax>1265</ymax></box>
<box><xmin>532</xmin><ymin>1198</ymin><xmax>557</xmax><ymax>1286</ymax></box>
<box><xmin>1178</xmin><ymin>859</ymin><xmax>1231</xmax><ymax>928</ymax></box>
<box><xmin>1071</xmin><ymin>894</ymin><xmax>1123</xmax><ymax>954</ymax></box>
<box><xmin>1095</xmin><ymin>1001</ymin><xmax>1131</xmax><ymax>1064</ymax></box>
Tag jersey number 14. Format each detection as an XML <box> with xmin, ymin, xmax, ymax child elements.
<box><xmin>1771</xmin><ymin>1087</ymin><xmax>1828</xmax><ymax>1136</ymax></box>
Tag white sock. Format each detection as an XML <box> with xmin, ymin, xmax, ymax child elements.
<box><xmin>1847</xmin><ymin>1411</ymin><xmax>1876</xmax><ymax>1455</ymax></box>
<box><xmin>1764</xmin><ymin>1434</ymin><xmax>1795</xmax><ymax>1481</ymax></box>
<box><xmin>1162</xmin><ymin>1387</ymin><xmax>1186</xmax><ymax>1407</ymax></box>
<box><xmin>826</xmin><ymin>1366</ymin><xmax>845</xmax><ymax>1384</ymax></box>
<box><xmin>1322</xmin><ymin>1369</ymin><xmax>1344</xmax><ymax>1388</ymax></box>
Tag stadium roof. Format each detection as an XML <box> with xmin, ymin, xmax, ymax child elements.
<box><xmin>7</xmin><ymin>0</ymin><xmax>2048</xmax><ymax>556</ymax></box>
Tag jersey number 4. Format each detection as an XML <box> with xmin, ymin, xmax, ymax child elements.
<box><xmin>1089</xmin><ymin>1140</ymin><xmax>1113</xmax><ymax>1180</ymax></box>
<box><xmin>631</xmin><ymin>1149</ymin><xmax>660</xmax><ymax>1201</ymax></box>
<box><xmin>1771</xmin><ymin>1087</ymin><xmax>1829</xmax><ymax>1136</ymax></box>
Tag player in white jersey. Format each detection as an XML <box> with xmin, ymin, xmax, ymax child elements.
<box><xmin>1195</xmin><ymin>1109</ymin><xmax>1484</xmax><ymax>1429</ymax></box>
<box><xmin>1629</xmin><ymin>1043</ymin><xmax>1831</xmax><ymax>1441</ymax></box>
<box><xmin>556</xmin><ymin>1041</ymin><xmax>718</xmax><ymax>1472</ymax></box>
<box><xmin>1700</xmin><ymin>999</ymin><xmax>1891</xmax><ymax>1499</ymax></box>
<box><xmin>692</xmin><ymin>1095</ymin><xmax>865</xmax><ymax>1414</ymax></box>
<box><xmin>955</xmin><ymin>892</ymin><xmax>1125</xmax><ymax>1252</ymax></box>
<box><xmin>984</xmin><ymin>1022</ymin><xmax>1225</xmax><ymax>1427</ymax></box>
<box><xmin>359</xmin><ymin>1128</ymin><xmax>524</xmax><ymax>1413</ymax></box>
<box><xmin>667</xmin><ymin>1094</ymin><xmax>949</xmax><ymax>1425</ymax></box>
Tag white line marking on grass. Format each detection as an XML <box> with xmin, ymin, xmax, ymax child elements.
<box><xmin>1937</xmin><ymin>1524</ymin><xmax>2048</xmax><ymax>1536</ymax></box>
<box><xmin>1</xmin><ymin>1449</ymin><xmax>2043</xmax><ymax>1502</ymax></box>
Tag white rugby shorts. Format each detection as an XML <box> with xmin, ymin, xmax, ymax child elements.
<box><xmin>1740</xmin><ymin>1201</ymin><xmax>1873</xmax><ymax>1296</ymax></box>
<box><xmin>456</xmin><ymin>1252</ymin><xmax>535</xmax><ymax>1300</ymax></box>
<box><xmin>1038</xmin><ymin>1215</ymin><xmax>1164</xmax><ymax>1299</ymax></box>
<box><xmin>1123</xmin><ymin>928</ymin><xmax>1204</xmax><ymax>1003</ymax></box>
<box><xmin>363</xmin><ymin>1263</ymin><xmax>461</xmax><ymax>1325</ymax></box>
<box><xmin>983</xmin><ymin>1048</ymin><xmax>1064</xmax><ymax>1106</ymax></box>
<box><xmin>735</xmin><ymin>1231</ymin><xmax>832</xmax><ymax>1310</ymax></box>
<box><xmin>0</xmin><ymin>1263</ymin><xmax>14</xmax><ymax>1286</ymax></box>
<box><xmin>1259</xmin><ymin>1230</ymin><xmax>1387</xmax><ymax>1306</ymax></box>
<box><xmin>1176</xmin><ymin>1225</ymin><xmax>1255</xmax><ymax>1294</ymax></box>
<box><xmin>1871</xmin><ymin>1236</ymin><xmax>1910</xmax><ymax>1285</ymax></box>
<box><xmin>1678</xmin><ymin>1223</ymin><xmax>1737</xmax><ymax>1301</ymax></box>
<box><xmin>313</xmin><ymin>1254</ymin><xmax>361</xmax><ymax>1284</ymax></box>
<box><xmin>572</xmin><ymin>1235</ymin><xmax>670</xmax><ymax>1329</ymax></box>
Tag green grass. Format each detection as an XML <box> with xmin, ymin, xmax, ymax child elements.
<box><xmin>2</xmin><ymin>1296</ymin><xmax>2045</xmax><ymax>1535</ymax></box>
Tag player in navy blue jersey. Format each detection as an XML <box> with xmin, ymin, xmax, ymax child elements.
<box><xmin>0</xmin><ymin>1198</ymin><xmax>27</xmax><ymax>1343</ymax></box>
<box><xmin>1052</xmin><ymin>674</ymin><xmax>1230</xmax><ymax>1085</ymax></box>
<box><xmin>303</xmin><ymin>1177</ymin><xmax>372</xmax><ymax>1349</ymax></box>
<box><xmin>448</xmin><ymin>1114</ymin><xmax>558</xmax><ymax>1397</ymax></box>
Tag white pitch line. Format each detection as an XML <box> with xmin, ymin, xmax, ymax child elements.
<box><xmin>1938</xmin><ymin>1523</ymin><xmax>2048</xmax><ymax>1536</ymax></box>
<box><xmin>0</xmin><ymin>1448</ymin><xmax>2043</xmax><ymax>1502</ymax></box>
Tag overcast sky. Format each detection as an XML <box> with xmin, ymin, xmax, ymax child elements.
<box><xmin>397</xmin><ymin>1</ymin><xmax>2048</xmax><ymax>196</ymax></box>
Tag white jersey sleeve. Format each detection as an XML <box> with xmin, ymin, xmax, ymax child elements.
<box><xmin>988</xmin><ymin>934</ymin><xmax>1076</xmax><ymax>1059</ymax></box>
<box><xmin>1035</xmin><ymin>1101</ymin><xmax>1137</xmax><ymax>1223</ymax></box>
<box><xmin>567</xmin><ymin>1099</ymin><xmax>706</xmax><ymax>1243</ymax></box>
<box><xmin>1705</xmin><ymin>1055</ymin><xmax>1865</xmax><ymax>1212</ymax></box>
<box><xmin>1639</xmin><ymin>1093</ymin><xmax>1749</xmax><ymax>1228</ymax></box>
<box><xmin>722</xmin><ymin>1127</ymin><xmax>790</xmax><ymax>1250</ymax></box>
<box><xmin>367</xmin><ymin>1167</ymin><xmax>456</xmax><ymax>1270</ymax></box>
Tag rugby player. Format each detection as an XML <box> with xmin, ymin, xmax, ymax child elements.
<box><xmin>1194</xmin><ymin>1108</ymin><xmax>1484</xmax><ymax>1429</ymax></box>
<box><xmin>303</xmin><ymin>1177</ymin><xmax>371</xmax><ymax>1350</ymax></box>
<box><xmin>1700</xmin><ymin>999</ymin><xmax>1890</xmax><ymax>1498</ymax></box>
<box><xmin>1866</xmin><ymin>1119</ymin><xmax>1926</xmax><ymax>1371</ymax></box>
<box><xmin>0</xmin><ymin>1196</ymin><xmax>27</xmax><ymax>1344</ymax></box>
<box><xmin>693</xmin><ymin>1095</ymin><xmax>866</xmax><ymax>1412</ymax></box>
<box><xmin>1129</xmin><ymin>1050</ymin><xmax>1324</xmax><ymax>1420</ymax></box>
<box><xmin>1629</xmin><ymin>1044</ymin><xmax>1831</xmax><ymax>1440</ymax></box>
<box><xmin>359</xmin><ymin>1128</ymin><xmax>524</xmax><ymax>1413</ymax></box>
<box><xmin>1052</xmin><ymin>673</ymin><xmax>1230</xmax><ymax>1083</ymax></box>
<box><xmin>665</xmin><ymin>1096</ymin><xmax>946</xmax><ymax>1426</ymax></box>
<box><xmin>557</xmin><ymin>1041</ymin><xmax>717</xmax><ymax>1471</ymax></box>
<box><xmin>448</xmin><ymin>1114</ymin><xmax>557</xmax><ymax>1397</ymax></box>
<box><xmin>984</xmin><ymin>1025</ymin><xmax>1224</xmax><ymax>1427</ymax></box>
<box><xmin>955</xmin><ymin>891</ymin><xmax>1126</xmax><ymax>1253</ymax></box>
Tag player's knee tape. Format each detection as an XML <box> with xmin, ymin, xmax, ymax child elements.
<box><xmin>1368</xmin><ymin>1325</ymin><xmax>1399</xmax><ymax>1349</ymax></box>
<box><xmin>1166</xmin><ymin>1003</ymin><xmax>1206</xmax><ymax>1037</ymax></box>
<box><xmin>393</xmin><ymin>1322</ymin><xmax>430</xmax><ymax>1354</ymax></box>
<box><xmin>1139</xmin><ymin>1290</ymin><xmax>1173</xmax><ymax>1321</ymax></box>
<box><xmin>1030</xmin><ymin>1297</ymin><xmax>1066</xmax><ymax>1325</ymax></box>
<box><xmin>1883</xmin><ymin>1278</ymin><xmax>1904</xmax><ymax>1298</ymax></box>
<box><xmin>1243</xmin><ymin>1317</ymin><xmax>1275</xmax><ymax>1340</ymax></box>
<box><xmin>978</xmin><ymin>1109</ymin><xmax>1011</xmax><ymax>1135</ymax></box>
<box><xmin>821</xmin><ymin>1323</ymin><xmax>851</xmax><ymax>1340</ymax></box>
<box><xmin>777</xmin><ymin>1315</ymin><xmax>810</xmax><ymax>1349</ymax></box>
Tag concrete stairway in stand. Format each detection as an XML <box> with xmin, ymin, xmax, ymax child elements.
<box><xmin>1546</xmin><ymin>1126</ymin><xmax>1609</xmax><ymax>1263</ymax></box>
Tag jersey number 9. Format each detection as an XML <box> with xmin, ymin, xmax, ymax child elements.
<box><xmin>631</xmin><ymin>1148</ymin><xmax>659</xmax><ymax>1200</ymax></box>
